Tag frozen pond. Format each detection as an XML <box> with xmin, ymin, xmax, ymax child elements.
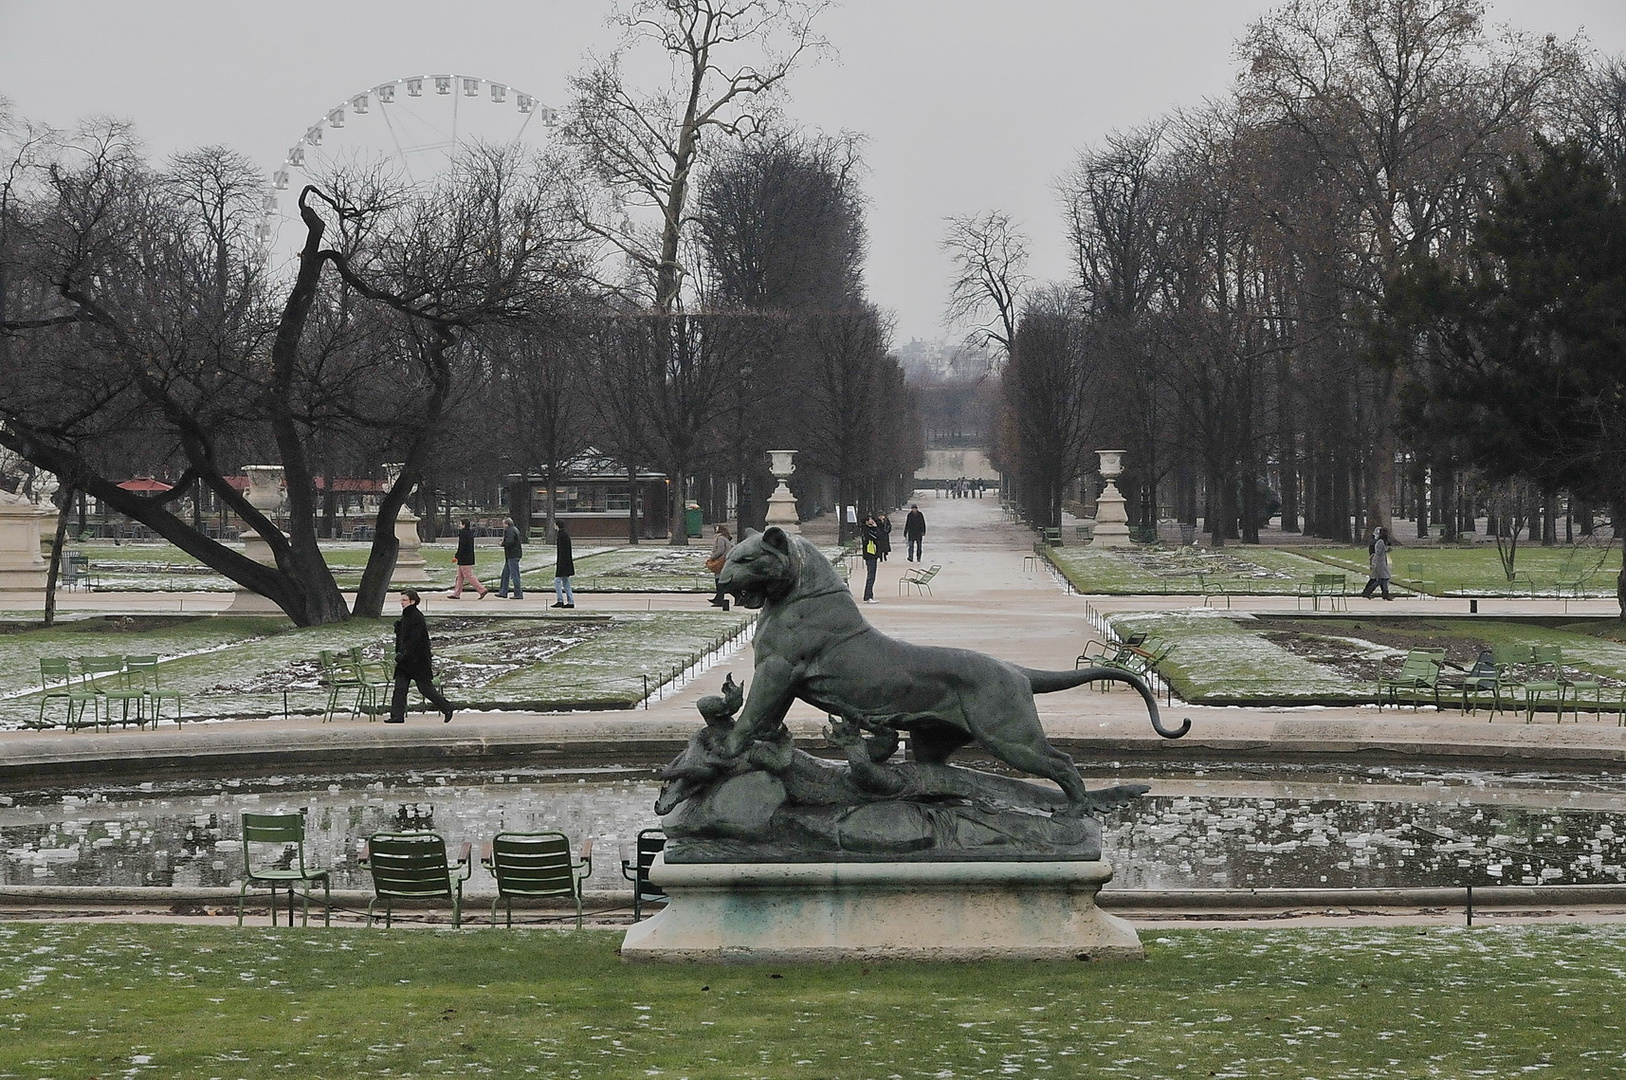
<box><xmin>5</xmin><ymin>759</ymin><xmax>1626</xmax><ymax>893</ymax></box>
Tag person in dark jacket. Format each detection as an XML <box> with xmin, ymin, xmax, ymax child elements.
<box><xmin>903</xmin><ymin>504</ymin><xmax>926</xmax><ymax>562</ymax></box>
<box><xmin>497</xmin><ymin>516</ymin><xmax>524</xmax><ymax>599</ymax></box>
<box><xmin>388</xmin><ymin>590</ymin><xmax>454</xmax><ymax>724</ymax></box>
<box><xmin>552</xmin><ymin>521</ymin><xmax>576</xmax><ymax>609</ymax></box>
<box><xmin>875</xmin><ymin>512</ymin><xmax>893</xmax><ymax>561</ymax></box>
<box><xmin>445</xmin><ymin>518</ymin><xmax>489</xmax><ymax>600</ymax></box>
<box><xmin>860</xmin><ymin>514</ymin><xmax>881</xmax><ymax>603</ymax></box>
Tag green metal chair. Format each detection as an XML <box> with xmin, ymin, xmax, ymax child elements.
<box><xmin>124</xmin><ymin>654</ymin><xmax>183</xmax><ymax>726</ymax></box>
<box><xmin>1523</xmin><ymin>644</ymin><xmax>1567</xmax><ymax>723</ymax></box>
<box><xmin>77</xmin><ymin>655</ymin><xmax>148</xmax><ymax>730</ymax></box>
<box><xmin>360</xmin><ymin>832</ymin><xmax>472</xmax><ymax>928</ymax></box>
<box><xmin>1378</xmin><ymin>648</ymin><xmax>1444</xmax><ymax>711</ymax></box>
<box><xmin>1456</xmin><ymin>650</ymin><xmax>1505</xmax><ymax>718</ymax></box>
<box><xmin>237</xmin><ymin>812</ymin><xmax>330</xmax><ymax>928</ymax></box>
<box><xmin>1557</xmin><ymin>653</ymin><xmax>1604</xmax><ymax>724</ymax></box>
<box><xmin>480</xmin><ymin>831</ymin><xmax>594</xmax><ymax>928</ymax></box>
<box><xmin>31</xmin><ymin>657</ymin><xmax>76</xmax><ymax>730</ymax></box>
<box><xmin>317</xmin><ymin>649</ymin><xmax>363</xmax><ymax>722</ymax></box>
<box><xmin>620</xmin><ymin>828</ymin><xmax>667</xmax><ymax>922</ymax></box>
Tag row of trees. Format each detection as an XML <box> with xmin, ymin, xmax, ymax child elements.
<box><xmin>0</xmin><ymin>0</ymin><xmax>921</xmax><ymax>625</ymax></box>
<box><xmin>962</xmin><ymin>0</ymin><xmax>1622</xmax><ymax>557</ymax></box>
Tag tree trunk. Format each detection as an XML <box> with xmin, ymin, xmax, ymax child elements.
<box><xmin>43</xmin><ymin>484</ymin><xmax>74</xmax><ymax>628</ymax></box>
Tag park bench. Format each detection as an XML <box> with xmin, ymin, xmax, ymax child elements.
<box><xmin>1377</xmin><ymin>648</ymin><xmax>1444</xmax><ymax>711</ymax></box>
<box><xmin>899</xmin><ymin>563</ymin><xmax>941</xmax><ymax>597</ymax></box>
<box><xmin>1296</xmin><ymin>573</ymin><xmax>1348</xmax><ymax>612</ymax></box>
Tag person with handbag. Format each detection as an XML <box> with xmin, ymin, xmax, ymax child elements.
<box><xmin>860</xmin><ymin>514</ymin><xmax>881</xmax><ymax>603</ymax></box>
<box><xmin>706</xmin><ymin>523</ymin><xmax>734</xmax><ymax>610</ymax></box>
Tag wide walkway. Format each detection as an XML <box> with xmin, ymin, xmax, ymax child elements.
<box><xmin>7</xmin><ymin>494</ymin><xmax>1626</xmax><ymax>780</ymax></box>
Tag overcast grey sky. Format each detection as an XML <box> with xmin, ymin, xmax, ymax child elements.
<box><xmin>3</xmin><ymin>1</ymin><xmax>1623</xmax><ymax>344</ymax></box>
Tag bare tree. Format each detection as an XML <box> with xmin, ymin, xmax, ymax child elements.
<box><xmin>566</xmin><ymin>0</ymin><xmax>830</xmax><ymax>314</ymax></box>
<box><xmin>941</xmin><ymin>211</ymin><xmax>1029</xmax><ymax>365</ymax></box>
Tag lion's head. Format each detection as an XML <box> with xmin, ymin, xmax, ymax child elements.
<box><xmin>717</xmin><ymin>527</ymin><xmax>806</xmax><ymax>609</ymax></box>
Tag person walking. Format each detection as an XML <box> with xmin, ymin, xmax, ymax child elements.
<box><xmin>387</xmin><ymin>590</ymin><xmax>454</xmax><ymax>724</ymax></box>
<box><xmin>876</xmin><ymin>512</ymin><xmax>893</xmax><ymax>561</ymax></box>
<box><xmin>706</xmin><ymin>523</ymin><xmax>734</xmax><ymax>610</ymax></box>
<box><xmin>497</xmin><ymin>516</ymin><xmax>524</xmax><ymax>599</ymax></box>
<box><xmin>445</xmin><ymin>519</ymin><xmax>489</xmax><ymax>600</ymax></box>
<box><xmin>860</xmin><ymin>514</ymin><xmax>881</xmax><ymax>604</ymax></box>
<box><xmin>552</xmin><ymin>520</ymin><xmax>575</xmax><ymax>609</ymax></box>
<box><xmin>1361</xmin><ymin>526</ymin><xmax>1394</xmax><ymax>600</ymax></box>
<box><xmin>903</xmin><ymin>504</ymin><xmax>926</xmax><ymax>562</ymax></box>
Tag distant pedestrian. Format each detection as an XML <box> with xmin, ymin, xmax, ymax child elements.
<box><xmin>860</xmin><ymin>514</ymin><xmax>880</xmax><ymax>603</ymax></box>
<box><xmin>388</xmin><ymin>590</ymin><xmax>454</xmax><ymax>724</ymax></box>
<box><xmin>706</xmin><ymin>523</ymin><xmax>734</xmax><ymax>610</ymax></box>
<box><xmin>497</xmin><ymin>516</ymin><xmax>524</xmax><ymax>599</ymax></box>
<box><xmin>552</xmin><ymin>521</ymin><xmax>575</xmax><ymax>609</ymax></box>
<box><xmin>445</xmin><ymin>519</ymin><xmax>489</xmax><ymax>600</ymax></box>
<box><xmin>876</xmin><ymin>512</ymin><xmax>893</xmax><ymax>561</ymax></box>
<box><xmin>903</xmin><ymin>504</ymin><xmax>926</xmax><ymax>562</ymax></box>
<box><xmin>1361</xmin><ymin>526</ymin><xmax>1393</xmax><ymax>601</ymax></box>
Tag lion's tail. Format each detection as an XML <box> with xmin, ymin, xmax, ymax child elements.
<box><xmin>1019</xmin><ymin>665</ymin><xmax>1190</xmax><ymax>740</ymax></box>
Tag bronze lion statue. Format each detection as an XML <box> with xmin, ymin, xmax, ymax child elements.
<box><xmin>716</xmin><ymin>527</ymin><xmax>1188</xmax><ymax>815</ymax></box>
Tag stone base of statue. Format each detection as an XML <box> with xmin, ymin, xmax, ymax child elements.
<box><xmin>0</xmin><ymin>497</ymin><xmax>50</xmax><ymax>597</ymax></box>
<box><xmin>1090</xmin><ymin>481</ymin><xmax>1131</xmax><ymax>547</ymax></box>
<box><xmin>621</xmin><ymin>857</ymin><xmax>1141</xmax><ymax>963</ymax></box>
<box><xmin>225</xmin><ymin>529</ymin><xmax>283</xmax><ymax>613</ymax></box>
<box><xmin>389</xmin><ymin>510</ymin><xmax>430</xmax><ymax>584</ymax></box>
<box><xmin>762</xmin><ymin>449</ymin><xmax>800</xmax><ymax>535</ymax></box>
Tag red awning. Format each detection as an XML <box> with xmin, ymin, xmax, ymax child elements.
<box><xmin>117</xmin><ymin>477</ymin><xmax>173</xmax><ymax>492</ymax></box>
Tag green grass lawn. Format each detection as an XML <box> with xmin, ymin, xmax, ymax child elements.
<box><xmin>1049</xmin><ymin>541</ymin><xmax>1622</xmax><ymax>598</ymax></box>
<box><xmin>1048</xmin><ymin>545</ymin><xmax>1358</xmax><ymax>596</ymax></box>
<box><xmin>0</xmin><ymin>611</ymin><xmax>751</xmax><ymax>728</ymax></box>
<box><xmin>1109</xmin><ymin>612</ymin><xmax>1626</xmax><ymax>707</ymax></box>
<box><xmin>0</xmin><ymin>922</ymin><xmax>1617</xmax><ymax>1077</ymax></box>
<box><xmin>1300</xmin><ymin>543</ymin><xmax>1622</xmax><ymax>597</ymax></box>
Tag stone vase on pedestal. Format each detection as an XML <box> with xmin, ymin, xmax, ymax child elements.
<box><xmin>382</xmin><ymin>463</ymin><xmax>430</xmax><ymax>585</ymax></box>
<box><xmin>0</xmin><ymin>491</ymin><xmax>51</xmax><ymax>599</ymax></box>
<box><xmin>1089</xmin><ymin>449</ymin><xmax>1132</xmax><ymax>547</ymax></box>
<box><xmin>227</xmin><ymin>465</ymin><xmax>285</xmax><ymax>613</ymax></box>
<box><xmin>763</xmin><ymin>449</ymin><xmax>800</xmax><ymax>535</ymax></box>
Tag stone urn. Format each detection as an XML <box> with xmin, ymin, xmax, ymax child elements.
<box><xmin>764</xmin><ymin>449</ymin><xmax>800</xmax><ymax>535</ymax></box>
<box><xmin>1090</xmin><ymin>449</ymin><xmax>1131</xmax><ymax>547</ymax></box>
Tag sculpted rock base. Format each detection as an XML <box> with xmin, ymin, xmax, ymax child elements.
<box><xmin>621</xmin><ymin>856</ymin><xmax>1143</xmax><ymax>963</ymax></box>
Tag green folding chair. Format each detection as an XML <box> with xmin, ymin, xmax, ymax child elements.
<box><xmin>237</xmin><ymin>811</ymin><xmax>330</xmax><ymax>928</ymax></box>
<box><xmin>481</xmin><ymin>831</ymin><xmax>594</xmax><ymax>928</ymax></box>
<box><xmin>125</xmin><ymin>654</ymin><xmax>183</xmax><ymax>726</ymax></box>
<box><xmin>360</xmin><ymin>832</ymin><xmax>472</xmax><ymax>928</ymax></box>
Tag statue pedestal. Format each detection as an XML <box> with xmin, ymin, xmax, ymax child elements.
<box><xmin>621</xmin><ymin>857</ymin><xmax>1141</xmax><ymax>963</ymax></box>
<box><xmin>0</xmin><ymin>499</ymin><xmax>51</xmax><ymax>597</ymax></box>
<box><xmin>390</xmin><ymin>509</ymin><xmax>430</xmax><ymax>584</ymax></box>
<box><xmin>225</xmin><ymin>529</ymin><xmax>282</xmax><ymax>613</ymax></box>
<box><xmin>763</xmin><ymin>449</ymin><xmax>800</xmax><ymax>536</ymax></box>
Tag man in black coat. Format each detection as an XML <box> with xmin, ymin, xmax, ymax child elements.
<box><xmin>903</xmin><ymin>504</ymin><xmax>926</xmax><ymax>562</ymax></box>
<box><xmin>388</xmin><ymin>590</ymin><xmax>455</xmax><ymax>724</ymax></box>
<box><xmin>552</xmin><ymin>521</ymin><xmax>576</xmax><ymax>609</ymax></box>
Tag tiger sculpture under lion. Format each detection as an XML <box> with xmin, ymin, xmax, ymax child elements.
<box><xmin>715</xmin><ymin>526</ymin><xmax>1188</xmax><ymax>815</ymax></box>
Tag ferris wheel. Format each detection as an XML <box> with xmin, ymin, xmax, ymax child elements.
<box><xmin>261</xmin><ymin>73</ymin><xmax>561</xmax><ymax>263</ymax></box>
